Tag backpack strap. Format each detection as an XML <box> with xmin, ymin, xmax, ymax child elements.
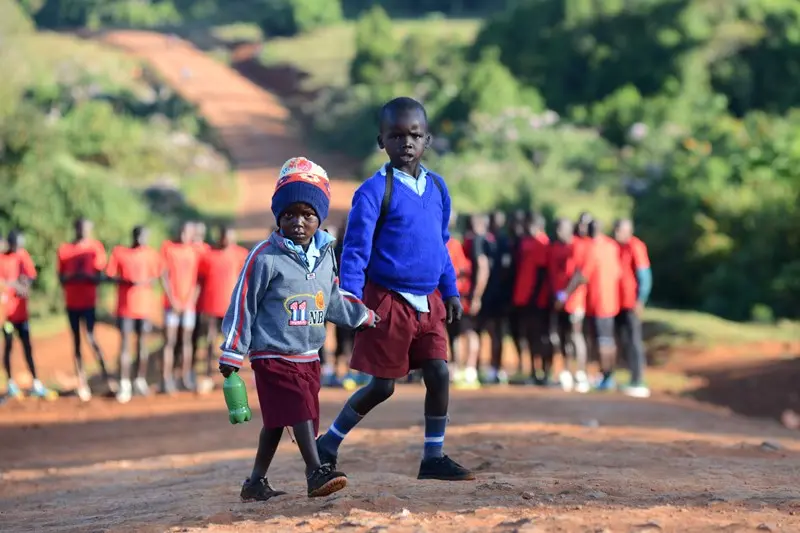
<box><xmin>372</xmin><ymin>164</ymin><xmax>393</xmax><ymax>246</ymax></box>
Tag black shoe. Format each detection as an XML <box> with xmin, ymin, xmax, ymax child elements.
<box><xmin>240</xmin><ymin>477</ymin><xmax>286</xmax><ymax>502</ymax></box>
<box><xmin>316</xmin><ymin>437</ymin><xmax>338</xmax><ymax>470</ymax></box>
<box><xmin>417</xmin><ymin>455</ymin><xmax>475</xmax><ymax>481</ymax></box>
<box><xmin>307</xmin><ymin>464</ymin><xmax>348</xmax><ymax>497</ymax></box>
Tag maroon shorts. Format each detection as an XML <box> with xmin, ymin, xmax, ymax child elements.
<box><xmin>349</xmin><ymin>282</ymin><xmax>448</xmax><ymax>379</ymax></box>
<box><xmin>252</xmin><ymin>358</ymin><xmax>321</xmax><ymax>435</ymax></box>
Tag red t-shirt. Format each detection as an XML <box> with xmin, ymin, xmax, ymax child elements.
<box><xmin>586</xmin><ymin>235</ymin><xmax>622</xmax><ymax>318</ymax></box>
<box><xmin>57</xmin><ymin>239</ymin><xmax>107</xmax><ymax>310</ymax></box>
<box><xmin>618</xmin><ymin>236</ymin><xmax>650</xmax><ymax>310</ymax></box>
<box><xmin>547</xmin><ymin>240</ymin><xmax>592</xmax><ymax>314</ymax></box>
<box><xmin>107</xmin><ymin>245</ymin><xmax>162</xmax><ymax>319</ymax></box>
<box><xmin>0</xmin><ymin>249</ymin><xmax>37</xmax><ymax>323</ymax></box>
<box><xmin>197</xmin><ymin>245</ymin><xmax>249</xmax><ymax>317</ymax></box>
<box><xmin>512</xmin><ymin>232</ymin><xmax>550</xmax><ymax>308</ymax></box>
<box><xmin>161</xmin><ymin>241</ymin><xmax>199</xmax><ymax>310</ymax></box>
<box><xmin>446</xmin><ymin>238</ymin><xmax>472</xmax><ymax>297</ymax></box>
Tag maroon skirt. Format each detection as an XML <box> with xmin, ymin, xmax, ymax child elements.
<box><xmin>251</xmin><ymin>358</ymin><xmax>321</xmax><ymax>435</ymax></box>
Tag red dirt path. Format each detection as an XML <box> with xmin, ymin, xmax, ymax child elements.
<box><xmin>1</xmin><ymin>31</ymin><xmax>799</xmax><ymax>533</ymax></box>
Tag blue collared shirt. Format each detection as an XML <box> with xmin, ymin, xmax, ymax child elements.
<box><xmin>379</xmin><ymin>165</ymin><xmax>431</xmax><ymax>313</ymax></box>
<box><xmin>281</xmin><ymin>231</ymin><xmax>324</xmax><ymax>270</ymax></box>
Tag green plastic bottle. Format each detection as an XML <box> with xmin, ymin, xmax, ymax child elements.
<box><xmin>223</xmin><ymin>373</ymin><xmax>252</xmax><ymax>424</ymax></box>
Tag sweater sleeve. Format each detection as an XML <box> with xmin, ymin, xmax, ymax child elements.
<box><xmin>340</xmin><ymin>179</ymin><xmax>381</xmax><ymax>299</ymax></box>
<box><xmin>219</xmin><ymin>240</ymin><xmax>272</xmax><ymax>368</ymax></box>
<box><xmin>435</xmin><ymin>177</ymin><xmax>459</xmax><ymax>300</ymax></box>
<box><xmin>326</xmin><ymin>272</ymin><xmax>376</xmax><ymax>329</ymax></box>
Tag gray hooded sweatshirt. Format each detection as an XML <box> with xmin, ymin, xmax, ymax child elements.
<box><xmin>219</xmin><ymin>231</ymin><xmax>375</xmax><ymax>369</ymax></box>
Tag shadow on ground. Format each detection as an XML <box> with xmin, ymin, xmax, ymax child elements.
<box><xmin>688</xmin><ymin>356</ymin><xmax>800</xmax><ymax>421</ymax></box>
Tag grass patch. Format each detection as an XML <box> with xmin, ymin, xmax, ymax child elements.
<box><xmin>643</xmin><ymin>307</ymin><xmax>800</xmax><ymax>351</ymax></box>
<box><xmin>210</xmin><ymin>22</ymin><xmax>264</xmax><ymax>45</ymax></box>
<box><xmin>259</xmin><ymin>18</ymin><xmax>480</xmax><ymax>89</ymax></box>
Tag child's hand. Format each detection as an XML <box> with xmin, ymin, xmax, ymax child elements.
<box><xmin>444</xmin><ymin>296</ymin><xmax>463</xmax><ymax>324</ymax></box>
<box><xmin>358</xmin><ymin>310</ymin><xmax>380</xmax><ymax>330</ymax></box>
<box><xmin>219</xmin><ymin>363</ymin><xmax>238</xmax><ymax>378</ymax></box>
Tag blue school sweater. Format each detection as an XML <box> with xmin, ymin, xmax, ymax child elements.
<box><xmin>340</xmin><ymin>167</ymin><xmax>458</xmax><ymax>301</ymax></box>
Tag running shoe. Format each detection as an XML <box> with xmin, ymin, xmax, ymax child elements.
<box><xmin>307</xmin><ymin>464</ymin><xmax>347</xmax><ymax>497</ymax></box>
<box><xmin>240</xmin><ymin>477</ymin><xmax>286</xmax><ymax>502</ymax></box>
<box><xmin>559</xmin><ymin>370</ymin><xmax>574</xmax><ymax>392</ymax></box>
<box><xmin>6</xmin><ymin>379</ymin><xmax>22</xmax><ymax>399</ymax></box>
<box><xmin>595</xmin><ymin>374</ymin><xmax>616</xmax><ymax>392</ymax></box>
<box><xmin>116</xmin><ymin>379</ymin><xmax>132</xmax><ymax>404</ymax></box>
<box><xmin>133</xmin><ymin>377</ymin><xmax>150</xmax><ymax>396</ymax></box>
<box><xmin>620</xmin><ymin>383</ymin><xmax>651</xmax><ymax>398</ymax></box>
<box><xmin>417</xmin><ymin>455</ymin><xmax>475</xmax><ymax>481</ymax></box>
<box><xmin>574</xmin><ymin>370</ymin><xmax>591</xmax><ymax>393</ymax></box>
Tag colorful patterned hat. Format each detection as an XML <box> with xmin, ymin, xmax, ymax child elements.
<box><xmin>271</xmin><ymin>157</ymin><xmax>331</xmax><ymax>222</ymax></box>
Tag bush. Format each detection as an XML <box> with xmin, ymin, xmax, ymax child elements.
<box><xmin>259</xmin><ymin>0</ymin><xmax>343</xmax><ymax>38</ymax></box>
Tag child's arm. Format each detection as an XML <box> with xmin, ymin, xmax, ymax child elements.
<box><xmin>435</xmin><ymin>180</ymin><xmax>459</xmax><ymax>301</ymax></box>
<box><xmin>326</xmin><ymin>272</ymin><xmax>378</xmax><ymax>330</ymax></box>
<box><xmin>339</xmin><ymin>182</ymin><xmax>381</xmax><ymax>299</ymax></box>
<box><xmin>218</xmin><ymin>242</ymin><xmax>272</xmax><ymax>371</ymax></box>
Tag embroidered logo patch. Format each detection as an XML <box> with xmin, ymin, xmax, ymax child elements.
<box><xmin>285</xmin><ymin>294</ymin><xmax>326</xmax><ymax>326</ymax></box>
<box><xmin>288</xmin><ymin>300</ymin><xmax>308</xmax><ymax>326</ymax></box>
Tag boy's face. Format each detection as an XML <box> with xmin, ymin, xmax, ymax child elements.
<box><xmin>179</xmin><ymin>224</ymin><xmax>193</xmax><ymax>244</ymax></box>
<box><xmin>377</xmin><ymin>109</ymin><xmax>430</xmax><ymax>170</ymax></box>
<box><xmin>279</xmin><ymin>202</ymin><xmax>319</xmax><ymax>247</ymax></box>
<box><xmin>220</xmin><ymin>228</ymin><xmax>235</xmax><ymax>247</ymax></box>
<box><xmin>556</xmin><ymin>220</ymin><xmax>574</xmax><ymax>242</ymax></box>
<box><xmin>134</xmin><ymin>229</ymin><xmax>148</xmax><ymax>247</ymax></box>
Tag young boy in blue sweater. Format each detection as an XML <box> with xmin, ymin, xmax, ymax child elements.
<box><xmin>316</xmin><ymin>97</ymin><xmax>475</xmax><ymax>481</ymax></box>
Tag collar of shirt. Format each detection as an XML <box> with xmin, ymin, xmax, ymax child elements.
<box><xmin>280</xmin><ymin>231</ymin><xmax>324</xmax><ymax>270</ymax></box>
<box><xmin>379</xmin><ymin>164</ymin><xmax>428</xmax><ymax>196</ymax></box>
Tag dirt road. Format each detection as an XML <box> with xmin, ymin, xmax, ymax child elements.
<box><xmin>98</xmin><ymin>30</ymin><xmax>361</xmax><ymax>244</ymax></box>
<box><xmin>2</xmin><ymin>384</ymin><xmax>798</xmax><ymax>532</ymax></box>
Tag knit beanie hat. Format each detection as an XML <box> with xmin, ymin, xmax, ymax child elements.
<box><xmin>271</xmin><ymin>157</ymin><xmax>331</xmax><ymax>222</ymax></box>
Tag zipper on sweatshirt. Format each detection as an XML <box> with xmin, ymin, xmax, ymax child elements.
<box><xmin>286</xmin><ymin>243</ymin><xmax>332</xmax><ymax>278</ymax></box>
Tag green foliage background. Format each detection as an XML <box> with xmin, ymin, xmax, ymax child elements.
<box><xmin>14</xmin><ymin>0</ymin><xmax>800</xmax><ymax>321</ymax></box>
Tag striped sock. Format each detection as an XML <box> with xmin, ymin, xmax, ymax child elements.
<box><xmin>423</xmin><ymin>415</ymin><xmax>447</xmax><ymax>460</ymax></box>
<box><xmin>319</xmin><ymin>404</ymin><xmax>362</xmax><ymax>457</ymax></box>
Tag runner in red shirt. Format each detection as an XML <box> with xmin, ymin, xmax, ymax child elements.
<box><xmin>188</xmin><ymin>220</ymin><xmax>212</xmax><ymax>381</ymax></box>
<box><xmin>549</xmin><ymin>218</ymin><xmax>593</xmax><ymax>393</ymax></box>
<box><xmin>196</xmin><ymin>225</ymin><xmax>248</xmax><ymax>394</ymax></box>
<box><xmin>614</xmin><ymin>219</ymin><xmax>653</xmax><ymax>398</ymax></box>
<box><xmin>107</xmin><ymin>226</ymin><xmax>162</xmax><ymax>403</ymax></box>
<box><xmin>512</xmin><ymin>212</ymin><xmax>554</xmax><ymax>386</ymax></box>
<box><xmin>584</xmin><ymin>220</ymin><xmax>622</xmax><ymax>391</ymax></box>
<box><xmin>444</xmin><ymin>211</ymin><xmax>479</xmax><ymax>389</ymax></box>
<box><xmin>160</xmin><ymin>222</ymin><xmax>200</xmax><ymax>393</ymax></box>
<box><xmin>57</xmin><ymin>218</ymin><xmax>112</xmax><ymax>401</ymax></box>
<box><xmin>0</xmin><ymin>231</ymin><xmax>47</xmax><ymax>399</ymax></box>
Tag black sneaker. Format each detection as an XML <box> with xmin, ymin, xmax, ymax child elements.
<box><xmin>316</xmin><ymin>437</ymin><xmax>338</xmax><ymax>470</ymax></box>
<box><xmin>240</xmin><ymin>477</ymin><xmax>286</xmax><ymax>502</ymax></box>
<box><xmin>417</xmin><ymin>455</ymin><xmax>475</xmax><ymax>481</ymax></box>
<box><xmin>307</xmin><ymin>464</ymin><xmax>348</xmax><ymax>497</ymax></box>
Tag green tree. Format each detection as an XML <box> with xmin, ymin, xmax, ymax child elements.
<box><xmin>349</xmin><ymin>5</ymin><xmax>398</xmax><ymax>85</ymax></box>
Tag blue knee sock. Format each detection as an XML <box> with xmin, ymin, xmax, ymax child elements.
<box><xmin>423</xmin><ymin>415</ymin><xmax>447</xmax><ymax>460</ymax></box>
<box><xmin>319</xmin><ymin>404</ymin><xmax>362</xmax><ymax>457</ymax></box>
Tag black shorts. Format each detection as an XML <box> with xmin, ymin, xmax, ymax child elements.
<box><xmin>447</xmin><ymin>314</ymin><xmax>475</xmax><ymax>338</ymax></box>
<box><xmin>67</xmin><ymin>308</ymin><xmax>96</xmax><ymax>332</ymax></box>
<box><xmin>118</xmin><ymin>317</ymin><xmax>152</xmax><ymax>334</ymax></box>
<box><xmin>586</xmin><ymin>316</ymin><xmax>616</xmax><ymax>348</ymax></box>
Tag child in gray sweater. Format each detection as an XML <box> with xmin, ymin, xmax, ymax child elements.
<box><xmin>218</xmin><ymin>157</ymin><xmax>378</xmax><ymax>501</ymax></box>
